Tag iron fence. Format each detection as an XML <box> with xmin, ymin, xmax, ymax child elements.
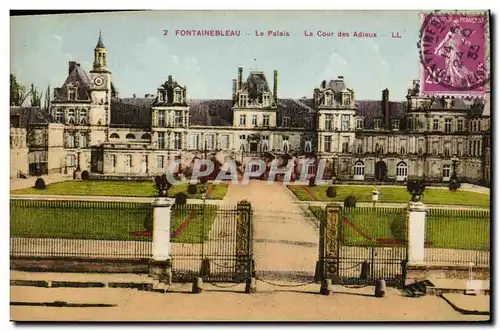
<box><xmin>424</xmin><ymin>208</ymin><xmax>490</xmax><ymax>267</ymax></box>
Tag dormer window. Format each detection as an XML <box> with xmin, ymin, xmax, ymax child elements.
<box><xmin>343</xmin><ymin>93</ymin><xmax>351</xmax><ymax>106</ymax></box>
<box><xmin>174</xmin><ymin>89</ymin><xmax>182</xmax><ymax>103</ymax></box>
<box><xmin>262</xmin><ymin>93</ymin><xmax>271</xmax><ymax>107</ymax></box>
<box><xmin>158</xmin><ymin>90</ymin><xmax>164</xmax><ymax>102</ymax></box>
<box><xmin>356</xmin><ymin>118</ymin><xmax>364</xmax><ymax>130</ymax></box>
<box><xmin>68</xmin><ymin>87</ymin><xmax>77</xmax><ymax>101</ymax></box>
<box><xmin>305</xmin><ymin>117</ymin><xmax>312</xmax><ymax>129</ymax></box>
<box><xmin>392</xmin><ymin>119</ymin><xmax>399</xmax><ymax>131</ymax></box>
<box><xmin>374</xmin><ymin>119</ymin><xmax>381</xmax><ymax>130</ymax></box>
<box><xmin>283</xmin><ymin>116</ymin><xmax>290</xmax><ymax>128</ymax></box>
<box><xmin>324</xmin><ymin>93</ymin><xmax>333</xmax><ymax>106</ymax></box>
<box><xmin>239</xmin><ymin>94</ymin><xmax>248</xmax><ymax>107</ymax></box>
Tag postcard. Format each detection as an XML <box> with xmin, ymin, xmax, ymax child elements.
<box><xmin>10</xmin><ymin>9</ymin><xmax>491</xmax><ymax>322</ymax></box>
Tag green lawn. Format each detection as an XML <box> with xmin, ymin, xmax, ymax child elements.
<box><xmin>309</xmin><ymin>206</ymin><xmax>490</xmax><ymax>250</ymax></box>
<box><xmin>11</xmin><ymin>181</ymin><xmax>228</xmax><ymax>200</ymax></box>
<box><xmin>10</xmin><ymin>200</ymin><xmax>217</xmax><ymax>244</ymax></box>
<box><xmin>291</xmin><ymin>185</ymin><xmax>490</xmax><ymax>207</ymax></box>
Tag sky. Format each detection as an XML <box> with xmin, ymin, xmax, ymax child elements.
<box><xmin>11</xmin><ymin>10</ymin><xmax>427</xmax><ymax>101</ymax></box>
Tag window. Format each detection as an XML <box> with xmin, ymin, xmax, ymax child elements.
<box><xmin>444</xmin><ymin>143</ymin><xmax>451</xmax><ymax>156</ymax></box>
<box><xmin>342</xmin><ymin>141</ymin><xmax>349</xmax><ymax>153</ymax></box>
<box><xmin>174</xmin><ymin>90</ymin><xmax>182</xmax><ymax>103</ymax></box>
<box><xmin>110</xmin><ymin>133</ymin><xmax>119</xmax><ymax>139</ymax></box>
<box><xmin>354</xmin><ymin>162</ymin><xmax>365</xmax><ymax>177</ymax></box>
<box><xmin>343</xmin><ymin>93</ymin><xmax>351</xmax><ymax>106</ymax></box>
<box><xmin>126</xmin><ymin>133</ymin><xmax>135</xmax><ymax>140</ymax></box>
<box><xmin>239</xmin><ymin>135</ymin><xmax>246</xmax><ymax>151</ymax></box>
<box><xmin>324</xmin><ymin>136</ymin><xmax>331</xmax><ymax>152</ymax></box>
<box><xmin>68</xmin><ymin>109</ymin><xmax>75</xmax><ymax>124</ymax></box>
<box><xmin>457</xmin><ymin>119</ymin><xmax>464</xmax><ymax>132</ymax></box>
<box><xmin>357</xmin><ymin>144</ymin><xmax>363</xmax><ymax>154</ymax></box>
<box><xmin>324</xmin><ymin>93</ymin><xmax>333</xmax><ymax>106</ymax></box>
<box><xmin>432</xmin><ymin>142</ymin><xmax>438</xmax><ymax>155</ymax></box>
<box><xmin>158</xmin><ymin>132</ymin><xmax>165</xmax><ymax>149</ymax></box>
<box><xmin>124</xmin><ymin>155</ymin><xmax>132</xmax><ymax>173</ymax></box>
<box><xmin>396</xmin><ymin>162</ymin><xmax>408</xmax><ymax>181</ymax></box>
<box><xmin>109</xmin><ymin>155</ymin><xmax>116</xmax><ymax>171</ymax></box>
<box><xmin>262</xmin><ymin>93</ymin><xmax>270</xmax><ymax>107</ymax></box>
<box><xmin>374</xmin><ymin>119</ymin><xmax>381</xmax><ymax>130</ymax></box>
<box><xmin>66</xmin><ymin>154</ymin><xmax>75</xmax><ymax>167</ymax></box>
<box><xmin>80</xmin><ymin>109</ymin><xmax>87</xmax><ymax>125</ymax></box>
<box><xmin>307</xmin><ymin>162</ymin><xmax>316</xmax><ymax>175</ymax></box>
<box><xmin>175</xmin><ymin>111</ymin><xmax>182</xmax><ymax>126</ymax></box>
<box><xmin>157</xmin><ymin>155</ymin><xmax>164</xmax><ymax>170</ymax></box>
<box><xmin>457</xmin><ymin>142</ymin><xmax>463</xmax><ymax>156</ymax></box>
<box><xmin>141</xmin><ymin>133</ymin><xmax>151</xmax><ymax>140</ymax></box>
<box><xmin>443</xmin><ymin>164</ymin><xmax>451</xmax><ymax>180</ymax></box>
<box><xmin>304</xmin><ymin>139</ymin><xmax>312</xmax><ymax>153</ymax></box>
<box><xmin>158</xmin><ymin>111</ymin><xmax>166</xmax><ymax>127</ymax></box>
<box><xmin>140</xmin><ymin>155</ymin><xmax>148</xmax><ymax>173</ymax></box>
<box><xmin>342</xmin><ymin>115</ymin><xmax>350</xmax><ymax>131</ymax></box>
<box><xmin>240</xmin><ymin>114</ymin><xmax>247</xmax><ymax>126</ymax></box>
<box><xmin>261</xmin><ymin>136</ymin><xmax>269</xmax><ymax>152</ymax></box>
<box><xmin>252</xmin><ymin>114</ymin><xmax>258</xmax><ymax>126</ymax></box>
<box><xmin>189</xmin><ymin>134</ymin><xmax>199</xmax><ymax>150</ymax></box>
<box><xmin>400</xmin><ymin>147</ymin><xmax>406</xmax><ymax>155</ymax></box>
<box><xmin>239</xmin><ymin>94</ymin><xmax>248</xmax><ymax>107</ymax></box>
<box><xmin>68</xmin><ymin>88</ymin><xmax>76</xmax><ymax>101</ymax></box>
<box><xmin>205</xmin><ymin>134</ymin><xmax>214</xmax><ymax>150</ymax></box>
<box><xmin>55</xmin><ymin>109</ymin><xmax>64</xmax><ymax>123</ymax></box>
<box><xmin>79</xmin><ymin>132</ymin><xmax>87</xmax><ymax>148</ymax></box>
<box><xmin>305</xmin><ymin>117</ymin><xmax>312</xmax><ymax>129</ymax></box>
<box><xmin>356</xmin><ymin>119</ymin><xmax>364</xmax><ymax>130</ymax></box>
<box><xmin>174</xmin><ymin>132</ymin><xmax>182</xmax><ymax>150</ymax></box>
<box><xmin>220</xmin><ymin>135</ymin><xmax>229</xmax><ymax>150</ymax></box>
<box><xmin>283</xmin><ymin>116</ymin><xmax>290</xmax><ymax>127</ymax></box>
<box><xmin>433</xmin><ymin>119</ymin><xmax>439</xmax><ymax>131</ymax></box>
<box><xmin>67</xmin><ymin>132</ymin><xmax>76</xmax><ymax>148</ymax></box>
<box><xmin>445</xmin><ymin>119</ymin><xmax>452</xmax><ymax>133</ymax></box>
<box><xmin>325</xmin><ymin>114</ymin><xmax>333</xmax><ymax>130</ymax></box>
<box><xmin>392</xmin><ymin>119</ymin><xmax>399</xmax><ymax>131</ymax></box>
<box><xmin>263</xmin><ymin>114</ymin><xmax>270</xmax><ymax>127</ymax></box>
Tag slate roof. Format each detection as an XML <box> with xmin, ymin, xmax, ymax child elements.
<box><xmin>277</xmin><ymin>99</ymin><xmax>314</xmax><ymax>128</ymax></box>
<box><xmin>10</xmin><ymin>107</ymin><xmax>52</xmax><ymax>128</ymax></box>
<box><xmin>96</xmin><ymin>31</ymin><xmax>105</xmax><ymax>48</ymax></box>
<box><xmin>53</xmin><ymin>64</ymin><xmax>92</xmax><ymax>102</ymax></box>
<box><xmin>110</xmin><ymin>98</ymin><xmax>152</xmax><ymax>128</ymax></box>
<box><xmin>189</xmin><ymin>99</ymin><xmax>233</xmax><ymax>126</ymax></box>
<box><xmin>241</xmin><ymin>71</ymin><xmax>276</xmax><ymax>106</ymax></box>
<box><xmin>355</xmin><ymin>100</ymin><xmax>408</xmax><ymax>129</ymax></box>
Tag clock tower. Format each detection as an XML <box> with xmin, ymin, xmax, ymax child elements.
<box><xmin>89</xmin><ymin>31</ymin><xmax>112</xmax><ymax>144</ymax></box>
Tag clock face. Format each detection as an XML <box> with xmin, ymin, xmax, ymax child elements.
<box><xmin>94</xmin><ymin>77</ymin><xmax>104</xmax><ymax>87</ymax></box>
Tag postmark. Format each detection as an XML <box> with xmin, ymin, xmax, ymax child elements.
<box><xmin>418</xmin><ymin>11</ymin><xmax>490</xmax><ymax>95</ymax></box>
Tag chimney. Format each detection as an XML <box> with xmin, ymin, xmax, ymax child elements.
<box><xmin>232</xmin><ymin>79</ymin><xmax>237</xmax><ymax>99</ymax></box>
<box><xmin>273</xmin><ymin>70</ymin><xmax>278</xmax><ymax>102</ymax></box>
<box><xmin>68</xmin><ymin>61</ymin><xmax>77</xmax><ymax>75</ymax></box>
<box><xmin>237</xmin><ymin>67</ymin><xmax>243</xmax><ymax>91</ymax></box>
<box><xmin>382</xmin><ymin>89</ymin><xmax>390</xmax><ymax>130</ymax></box>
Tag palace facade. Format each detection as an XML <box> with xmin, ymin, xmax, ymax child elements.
<box><xmin>10</xmin><ymin>33</ymin><xmax>491</xmax><ymax>185</ymax></box>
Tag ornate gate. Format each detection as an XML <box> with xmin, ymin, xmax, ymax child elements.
<box><xmin>318</xmin><ymin>204</ymin><xmax>407</xmax><ymax>286</ymax></box>
<box><xmin>171</xmin><ymin>200</ymin><xmax>253</xmax><ymax>283</ymax></box>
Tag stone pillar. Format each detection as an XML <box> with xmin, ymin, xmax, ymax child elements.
<box><xmin>149</xmin><ymin>197</ymin><xmax>176</xmax><ymax>284</ymax></box>
<box><xmin>407</xmin><ymin>201</ymin><xmax>427</xmax><ymax>265</ymax></box>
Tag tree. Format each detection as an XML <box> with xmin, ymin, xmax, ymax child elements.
<box><xmin>10</xmin><ymin>74</ymin><xmax>29</xmax><ymax>106</ymax></box>
<box><xmin>30</xmin><ymin>83</ymin><xmax>41</xmax><ymax>107</ymax></box>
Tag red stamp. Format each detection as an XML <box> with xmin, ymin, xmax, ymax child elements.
<box><xmin>418</xmin><ymin>11</ymin><xmax>490</xmax><ymax>95</ymax></box>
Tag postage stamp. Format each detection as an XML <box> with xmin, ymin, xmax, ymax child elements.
<box><xmin>419</xmin><ymin>11</ymin><xmax>490</xmax><ymax>95</ymax></box>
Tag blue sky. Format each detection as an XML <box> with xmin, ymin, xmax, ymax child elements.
<box><xmin>11</xmin><ymin>10</ymin><xmax>423</xmax><ymax>101</ymax></box>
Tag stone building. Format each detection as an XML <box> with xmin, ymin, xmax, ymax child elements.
<box><xmin>11</xmin><ymin>33</ymin><xmax>491</xmax><ymax>185</ymax></box>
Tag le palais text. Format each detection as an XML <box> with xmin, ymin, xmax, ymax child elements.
<box><xmin>165</xmin><ymin>29</ymin><xmax>402</xmax><ymax>38</ymax></box>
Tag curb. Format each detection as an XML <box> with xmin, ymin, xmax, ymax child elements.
<box><xmin>439</xmin><ymin>293</ymin><xmax>490</xmax><ymax>315</ymax></box>
<box><xmin>11</xmin><ymin>279</ymin><xmax>153</xmax><ymax>291</ymax></box>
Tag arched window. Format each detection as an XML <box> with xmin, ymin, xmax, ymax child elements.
<box><xmin>353</xmin><ymin>161</ymin><xmax>365</xmax><ymax>180</ymax></box>
<box><xmin>110</xmin><ymin>133</ymin><xmax>120</xmax><ymax>139</ymax></box>
<box><xmin>141</xmin><ymin>133</ymin><xmax>151</xmax><ymax>140</ymax></box>
<box><xmin>396</xmin><ymin>162</ymin><xmax>408</xmax><ymax>181</ymax></box>
<box><xmin>126</xmin><ymin>133</ymin><xmax>136</xmax><ymax>140</ymax></box>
